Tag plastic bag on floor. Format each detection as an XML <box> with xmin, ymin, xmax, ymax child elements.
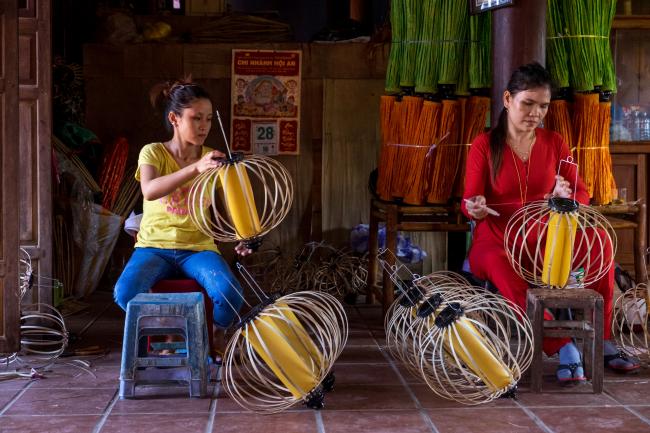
<box><xmin>71</xmin><ymin>201</ymin><xmax>123</xmax><ymax>298</ymax></box>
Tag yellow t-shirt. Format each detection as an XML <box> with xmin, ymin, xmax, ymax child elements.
<box><xmin>134</xmin><ymin>142</ymin><xmax>218</xmax><ymax>252</ymax></box>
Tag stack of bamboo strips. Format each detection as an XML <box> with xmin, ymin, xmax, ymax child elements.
<box><xmin>112</xmin><ymin>166</ymin><xmax>142</xmax><ymax>218</ymax></box>
<box><xmin>98</xmin><ymin>137</ymin><xmax>129</xmax><ymax>211</ymax></box>
<box><xmin>53</xmin><ymin>214</ymin><xmax>75</xmax><ymax>298</ymax></box>
<box><xmin>190</xmin><ymin>14</ymin><xmax>292</xmax><ymax>43</ymax></box>
<box><xmin>52</xmin><ymin>136</ymin><xmax>102</xmax><ymax>194</ymax></box>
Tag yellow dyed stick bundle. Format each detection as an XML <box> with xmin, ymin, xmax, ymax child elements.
<box><xmin>243</xmin><ymin>314</ymin><xmax>319</xmax><ymax>399</ymax></box>
<box><xmin>542</xmin><ymin>209</ymin><xmax>578</xmax><ymax>287</ymax></box>
<box><xmin>445</xmin><ymin>317</ymin><xmax>514</xmax><ymax>392</ymax></box>
<box><xmin>218</xmin><ymin>164</ymin><xmax>262</xmax><ymax>239</ymax></box>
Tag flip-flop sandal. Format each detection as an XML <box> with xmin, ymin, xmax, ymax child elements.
<box><xmin>604</xmin><ymin>351</ymin><xmax>640</xmax><ymax>373</ymax></box>
<box><xmin>557</xmin><ymin>362</ymin><xmax>586</xmax><ymax>384</ymax></box>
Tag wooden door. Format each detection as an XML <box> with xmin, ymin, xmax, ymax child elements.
<box><xmin>18</xmin><ymin>0</ymin><xmax>51</xmax><ymax>305</ymax></box>
<box><xmin>0</xmin><ymin>0</ymin><xmax>21</xmax><ymax>353</ymax></box>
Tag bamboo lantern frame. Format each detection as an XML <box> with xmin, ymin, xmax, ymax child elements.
<box><xmin>379</xmin><ymin>249</ymin><xmax>533</xmax><ymax>405</ymax></box>
<box><xmin>221</xmin><ymin>264</ymin><xmax>348</xmax><ymax>413</ymax></box>
<box><xmin>505</xmin><ymin>198</ymin><xmax>616</xmax><ymax>289</ymax></box>
<box><xmin>612</xmin><ymin>283</ymin><xmax>650</xmax><ymax>366</ymax></box>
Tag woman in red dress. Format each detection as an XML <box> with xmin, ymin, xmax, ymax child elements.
<box><xmin>461</xmin><ymin>63</ymin><xmax>639</xmax><ymax>383</ymax></box>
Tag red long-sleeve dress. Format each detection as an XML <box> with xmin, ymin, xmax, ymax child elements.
<box><xmin>461</xmin><ymin>128</ymin><xmax>614</xmax><ymax>355</ymax></box>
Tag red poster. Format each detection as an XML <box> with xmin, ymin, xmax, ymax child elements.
<box><xmin>231</xmin><ymin>49</ymin><xmax>301</xmax><ymax>155</ymax></box>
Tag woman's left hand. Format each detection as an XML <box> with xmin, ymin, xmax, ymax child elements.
<box><xmin>235</xmin><ymin>242</ymin><xmax>253</xmax><ymax>256</ymax></box>
<box><xmin>547</xmin><ymin>174</ymin><xmax>572</xmax><ymax>199</ymax></box>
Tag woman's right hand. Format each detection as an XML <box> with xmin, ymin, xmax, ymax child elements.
<box><xmin>195</xmin><ymin>150</ymin><xmax>226</xmax><ymax>174</ymax></box>
<box><xmin>465</xmin><ymin>195</ymin><xmax>489</xmax><ymax>220</ymax></box>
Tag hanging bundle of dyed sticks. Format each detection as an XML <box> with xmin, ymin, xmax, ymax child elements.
<box><xmin>98</xmin><ymin>136</ymin><xmax>129</xmax><ymax>210</ymax></box>
<box><xmin>385</xmin><ymin>0</ymin><xmax>406</xmax><ymax>93</ymax></box>
<box><xmin>545</xmin><ymin>0</ymin><xmax>617</xmax><ymax>204</ymax></box>
<box><xmin>391</xmin><ymin>96</ymin><xmax>423</xmax><ymax>198</ymax></box>
<box><xmin>453</xmin><ymin>96</ymin><xmax>490</xmax><ymax>196</ymax></box>
<box><xmin>573</xmin><ymin>93</ymin><xmax>616</xmax><ymax>204</ymax></box>
<box><xmin>378</xmin><ymin>1</ymin><xmax>492</xmax><ymax>204</ymax></box>
<box><xmin>545</xmin><ymin>100</ymin><xmax>574</xmax><ymax>149</ymax></box>
<box><xmin>426</xmin><ymin>99</ymin><xmax>462</xmax><ymax>203</ymax></box>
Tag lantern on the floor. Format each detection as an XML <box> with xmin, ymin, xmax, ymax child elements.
<box><xmin>380</xmin><ymin>249</ymin><xmax>471</xmax><ymax>372</ymax></box>
<box><xmin>380</xmin><ymin>250</ymin><xmax>533</xmax><ymax>404</ymax></box>
<box><xmin>412</xmin><ymin>288</ymin><xmax>533</xmax><ymax>405</ymax></box>
<box><xmin>504</xmin><ymin>197</ymin><xmax>616</xmax><ymax>288</ymax></box>
<box><xmin>188</xmin><ymin>112</ymin><xmax>293</xmax><ymax>250</ymax></box>
<box><xmin>612</xmin><ymin>283</ymin><xmax>650</xmax><ymax>365</ymax></box>
<box><xmin>221</xmin><ymin>264</ymin><xmax>348</xmax><ymax>413</ymax></box>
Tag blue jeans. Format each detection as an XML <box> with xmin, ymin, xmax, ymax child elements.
<box><xmin>113</xmin><ymin>247</ymin><xmax>244</xmax><ymax>328</ymax></box>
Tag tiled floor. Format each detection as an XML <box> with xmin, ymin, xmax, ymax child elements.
<box><xmin>2</xmin><ymin>291</ymin><xmax>650</xmax><ymax>433</ymax></box>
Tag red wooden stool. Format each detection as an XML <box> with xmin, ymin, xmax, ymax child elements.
<box><xmin>150</xmin><ymin>279</ymin><xmax>215</xmax><ymax>358</ymax></box>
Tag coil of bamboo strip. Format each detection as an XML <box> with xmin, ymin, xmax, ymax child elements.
<box><xmin>426</xmin><ymin>99</ymin><xmax>462</xmax><ymax>203</ymax></box>
<box><xmin>377</xmin><ymin>95</ymin><xmax>398</xmax><ymax>201</ymax></box>
<box><xmin>545</xmin><ymin>99</ymin><xmax>574</xmax><ymax>149</ymax></box>
<box><xmin>390</xmin><ymin>96</ymin><xmax>423</xmax><ymax>199</ymax></box>
<box><xmin>403</xmin><ymin>100</ymin><xmax>441</xmax><ymax>205</ymax></box>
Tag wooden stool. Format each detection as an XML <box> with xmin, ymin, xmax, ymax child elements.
<box><xmin>119</xmin><ymin>292</ymin><xmax>209</xmax><ymax>399</ymax></box>
<box><xmin>526</xmin><ymin>288</ymin><xmax>604</xmax><ymax>393</ymax></box>
<box><xmin>365</xmin><ymin>198</ymin><xmax>470</xmax><ymax>312</ymax></box>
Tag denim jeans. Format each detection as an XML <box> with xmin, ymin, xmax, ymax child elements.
<box><xmin>113</xmin><ymin>247</ymin><xmax>243</xmax><ymax>328</ymax></box>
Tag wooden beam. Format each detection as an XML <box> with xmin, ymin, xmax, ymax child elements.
<box><xmin>491</xmin><ymin>2</ymin><xmax>547</xmax><ymax>125</ymax></box>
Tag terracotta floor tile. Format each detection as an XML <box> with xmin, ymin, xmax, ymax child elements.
<box><xmin>212</xmin><ymin>411</ymin><xmax>317</xmax><ymax>433</ymax></box>
<box><xmin>332</xmin><ymin>364</ymin><xmax>402</xmax><ymax>386</ymax></box>
<box><xmin>111</xmin><ymin>385</ymin><xmax>213</xmax><ymax>414</ymax></box>
<box><xmin>337</xmin><ymin>346</ymin><xmax>388</xmax><ymax>364</ymax></box>
<box><xmin>102</xmin><ymin>413</ymin><xmax>210</xmax><ymax>433</ymax></box>
<box><xmin>321</xmin><ymin>410</ymin><xmax>431</xmax><ymax>433</ymax></box>
<box><xmin>627</xmin><ymin>406</ymin><xmax>650</xmax><ymax>422</ymax></box>
<box><xmin>0</xmin><ymin>415</ymin><xmax>100</xmax><ymax>433</ymax></box>
<box><xmin>427</xmin><ymin>407</ymin><xmax>546</xmax><ymax>433</ymax></box>
<box><xmin>410</xmin><ymin>384</ymin><xmax>517</xmax><ymax>409</ymax></box>
<box><xmin>605</xmin><ymin>380</ymin><xmax>650</xmax><ymax>405</ymax></box>
<box><xmin>516</xmin><ymin>386</ymin><xmax>619</xmax><ymax>408</ymax></box>
<box><xmin>323</xmin><ymin>384</ymin><xmax>416</xmax><ymax>411</ymax></box>
<box><xmin>213</xmin><ymin>384</ymin><xmax>322</xmax><ymax>413</ymax></box>
<box><xmin>345</xmin><ymin>335</ymin><xmax>380</xmax><ymax>346</ymax></box>
<box><xmin>0</xmin><ymin>379</ymin><xmax>28</xmax><ymax>392</ymax></box>
<box><xmin>30</xmin><ymin>364</ymin><xmax>120</xmax><ymax>389</ymax></box>
<box><xmin>531</xmin><ymin>406</ymin><xmax>650</xmax><ymax>433</ymax></box>
<box><xmin>4</xmin><ymin>388</ymin><xmax>116</xmax><ymax>416</ymax></box>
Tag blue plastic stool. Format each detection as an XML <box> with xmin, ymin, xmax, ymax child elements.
<box><xmin>119</xmin><ymin>292</ymin><xmax>209</xmax><ymax>398</ymax></box>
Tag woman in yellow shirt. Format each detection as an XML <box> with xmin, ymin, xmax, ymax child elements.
<box><xmin>114</xmin><ymin>78</ymin><xmax>251</xmax><ymax>334</ymax></box>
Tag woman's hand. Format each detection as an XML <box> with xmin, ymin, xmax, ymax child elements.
<box><xmin>235</xmin><ymin>241</ymin><xmax>253</xmax><ymax>257</ymax></box>
<box><xmin>546</xmin><ymin>175</ymin><xmax>572</xmax><ymax>199</ymax></box>
<box><xmin>465</xmin><ymin>195</ymin><xmax>488</xmax><ymax>220</ymax></box>
<box><xmin>195</xmin><ymin>150</ymin><xmax>226</xmax><ymax>174</ymax></box>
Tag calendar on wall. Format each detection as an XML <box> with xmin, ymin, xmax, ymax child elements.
<box><xmin>230</xmin><ymin>49</ymin><xmax>301</xmax><ymax>155</ymax></box>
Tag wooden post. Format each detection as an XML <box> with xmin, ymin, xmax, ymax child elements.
<box><xmin>491</xmin><ymin>2</ymin><xmax>547</xmax><ymax>126</ymax></box>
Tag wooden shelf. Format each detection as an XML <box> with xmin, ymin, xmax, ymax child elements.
<box><xmin>611</xmin><ymin>142</ymin><xmax>650</xmax><ymax>153</ymax></box>
<box><xmin>613</xmin><ymin>15</ymin><xmax>650</xmax><ymax>29</ymax></box>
